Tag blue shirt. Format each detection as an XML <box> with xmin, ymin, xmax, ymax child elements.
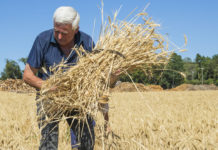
<box><xmin>27</xmin><ymin>29</ymin><xmax>94</xmax><ymax>80</ymax></box>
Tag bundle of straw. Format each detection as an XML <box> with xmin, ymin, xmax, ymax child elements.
<box><xmin>39</xmin><ymin>10</ymin><xmax>171</xmax><ymax>123</ymax></box>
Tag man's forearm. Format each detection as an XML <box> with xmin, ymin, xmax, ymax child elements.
<box><xmin>24</xmin><ymin>75</ymin><xmax>44</xmax><ymax>90</ymax></box>
<box><xmin>23</xmin><ymin>64</ymin><xmax>44</xmax><ymax>90</ymax></box>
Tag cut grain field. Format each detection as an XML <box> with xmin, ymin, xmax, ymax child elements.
<box><xmin>0</xmin><ymin>90</ymin><xmax>217</xmax><ymax>150</ymax></box>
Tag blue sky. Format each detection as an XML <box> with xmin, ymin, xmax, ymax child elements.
<box><xmin>0</xmin><ymin>0</ymin><xmax>218</xmax><ymax>73</ymax></box>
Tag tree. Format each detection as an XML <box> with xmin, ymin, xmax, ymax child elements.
<box><xmin>211</xmin><ymin>54</ymin><xmax>218</xmax><ymax>80</ymax></box>
<box><xmin>195</xmin><ymin>53</ymin><xmax>204</xmax><ymax>81</ymax></box>
<box><xmin>183</xmin><ymin>62</ymin><xmax>197</xmax><ymax>80</ymax></box>
<box><xmin>194</xmin><ymin>54</ymin><xmax>214</xmax><ymax>83</ymax></box>
<box><xmin>0</xmin><ymin>59</ymin><xmax>22</xmax><ymax>80</ymax></box>
<box><xmin>119</xmin><ymin>68</ymin><xmax>149</xmax><ymax>84</ymax></box>
<box><xmin>183</xmin><ymin>57</ymin><xmax>192</xmax><ymax>63</ymax></box>
<box><xmin>19</xmin><ymin>57</ymin><xmax>27</xmax><ymax>65</ymax></box>
<box><xmin>18</xmin><ymin>57</ymin><xmax>28</xmax><ymax>73</ymax></box>
<box><xmin>159</xmin><ymin>53</ymin><xmax>185</xmax><ymax>89</ymax></box>
<box><xmin>119</xmin><ymin>53</ymin><xmax>218</xmax><ymax>87</ymax></box>
<box><xmin>195</xmin><ymin>53</ymin><xmax>203</xmax><ymax>67</ymax></box>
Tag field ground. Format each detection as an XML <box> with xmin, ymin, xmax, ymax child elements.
<box><xmin>0</xmin><ymin>90</ymin><xmax>217</xmax><ymax>150</ymax></box>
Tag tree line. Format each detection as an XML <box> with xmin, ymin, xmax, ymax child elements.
<box><xmin>1</xmin><ymin>53</ymin><xmax>218</xmax><ymax>89</ymax></box>
<box><xmin>119</xmin><ymin>53</ymin><xmax>218</xmax><ymax>89</ymax></box>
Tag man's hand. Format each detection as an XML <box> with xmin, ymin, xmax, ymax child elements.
<box><xmin>98</xmin><ymin>95</ymin><xmax>109</xmax><ymax>104</ymax></box>
<box><xmin>41</xmin><ymin>85</ymin><xmax>58</xmax><ymax>94</ymax></box>
<box><xmin>109</xmin><ymin>69</ymin><xmax>122</xmax><ymax>88</ymax></box>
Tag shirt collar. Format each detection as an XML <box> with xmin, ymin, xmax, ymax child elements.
<box><xmin>50</xmin><ymin>31</ymin><xmax>56</xmax><ymax>44</ymax></box>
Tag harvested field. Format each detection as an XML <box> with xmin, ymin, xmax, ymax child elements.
<box><xmin>0</xmin><ymin>90</ymin><xmax>217</xmax><ymax>150</ymax></box>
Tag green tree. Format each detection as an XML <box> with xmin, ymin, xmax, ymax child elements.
<box><xmin>184</xmin><ymin>62</ymin><xmax>197</xmax><ymax>80</ymax></box>
<box><xmin>183</xmin><ymin>57</ymin><xmax>196</xmax><ymax>80</ymax></box>
<box><xmin>0</xmin><ymin>59</ymin><xmax>22</xmax><ymax>80</ymax></box>
<box><xmin>120</xmin><ymin>53</ymin><xmax>218</xmax><ymax>87</ymax></box>
<box><xmin>183</xmin><ymin>57</ymin><xmax>192</xmax><ymax>63</ymax></box>
<box><xmin>120</xmin><ymin>53</ymin><xmax>185</xmax><ymax>89</ymax></box>
<box><xmin>119</xmin><ymin>68</ymin><xmax>148</xmax><ymax>84</ymax></box>
<box><xmin>18</xmin><ymin>57</ymin><xmax>28</xmax><ymax>73</ymax></box>
<box><xmin>211</xmin><ymin>54</ymin><xmax>218</xmax><ymax>80</ymax></box>
<box><xmin>195</xmin><ymin>54</ymin><xmax>213</xmax><ymax>83</ymax></box>
<box><xmin>159</xmin><ymin>53</ymin><xmax>185</xmax><ymax>89</ymax></box>
<box><xmin>19</xmin><ymin>57</ymin><xmax>27</xmax><ymax>65</ymax></box>
<box><xmin>195</xmin><ymin>53</ymin><xmax>203</xmax><ymax>67</ymax></box>
<box><xmin>195</xmin><ymin>53</ymin><xmax>204</xmax><ymax>81</ymax></box>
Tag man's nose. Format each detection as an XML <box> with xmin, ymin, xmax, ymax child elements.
<box><xmin>58</xmin><ymin>33</ymin><xmax>62</xmax><ymax>40</ymax></box>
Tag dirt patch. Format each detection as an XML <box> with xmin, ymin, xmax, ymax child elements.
<box><xmin>170</xmin><ymin>84</ymin><xmax>218</xmax><ymax>91</ymax></box>
<box><xmin>147</xmin><ymin>85</ymin><xmax>163</xmax><ymax>91</ymax></box>
<box><xmin>170</xmin><ymin>84</ymin><xmax>193</xmax><ymax>91</ymax></box>
<box><xmin>110</xmin><ymin>82</ymin><xmax>163</xmax><ymax>92</ymax></box>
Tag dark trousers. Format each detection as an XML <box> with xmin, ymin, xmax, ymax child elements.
<box><xmin>36</xmin><ymin>101</ymin><xmax>95</xmax><ymax>150</ymax></box>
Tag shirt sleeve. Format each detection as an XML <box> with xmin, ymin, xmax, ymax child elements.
<box><xmin>27</xmin><ymin>36</ymin><xmax>44</xmax><ymax>69</ymax></box>
<box><xmin>86</xmin><ymin>36</ymin><xmax>95</xmax><ymax>52</ymax></box>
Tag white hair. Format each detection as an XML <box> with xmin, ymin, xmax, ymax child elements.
<box><xmin>53</xmin><ymin>6</ymin><xmax>80</xmax><ymax>30</ymax></box>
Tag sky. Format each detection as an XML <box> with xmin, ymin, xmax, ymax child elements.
<box><xmin>0</xmin><ymin>0</ymin><xmax>218</xmax><ymax>73</ymax></box>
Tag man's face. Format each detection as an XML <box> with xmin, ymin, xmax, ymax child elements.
<box><xmin>54</xmin><ymin>23</ymin><xmax>77</xmax><ymax>47</ymax></box>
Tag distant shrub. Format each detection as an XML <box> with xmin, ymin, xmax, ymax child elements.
<box><xmin>214</xmin><ymin>80</ymin><xmax>218</xmax><ymax>86</ymax></box>
<box><xmin>185</xmin><ymin>79</ymin><xmax>201</xmax><ymax>85</ymax></box>
<box><xmin>185</xmin><ymin>79</ymin><xmax>217</xmax><ymax>85</ymax></box>
<box><xmin>204</xmin><ymin>78</ymin><xmax>214</xmax><ymax>85</ymax></box>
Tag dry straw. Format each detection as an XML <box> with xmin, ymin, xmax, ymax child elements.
<box><xmin>38</xmin><ymin>9</ymin><xmax>172</xmax><ymax>124</ymax></box>
<box><xmin>0</xmin><ymin>79</ymin><xmax>35</xmax><ymax>93</ymax></box>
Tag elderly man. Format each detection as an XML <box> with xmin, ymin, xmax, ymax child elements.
<box><xmin>23</xmin><ymin>6</ymin><xmax>100</xmax><ymax>150</ymax></box>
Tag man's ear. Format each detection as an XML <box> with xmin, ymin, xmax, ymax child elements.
<box><xmin>75</xmin><ymin>27</ymin><xmax>79</xmax><ymax>34</ymax></box>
